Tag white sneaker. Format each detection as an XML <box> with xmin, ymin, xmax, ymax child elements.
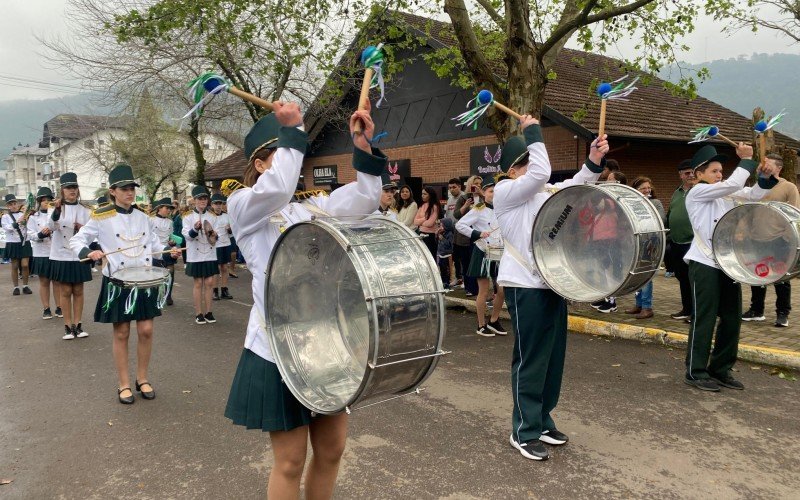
<box><xmin>62</xmin><ymin>326</ymin><xmax>75</xmax><ymax>340</ymax></box>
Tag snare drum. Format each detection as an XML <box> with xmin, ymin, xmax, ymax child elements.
<box><xmin>713</xmin><ymin>201</ymin><xmax>800</xmax><ymax>286</ymax></box>
<box><xmin>531</xmin><ymin>183</ymin><xmax>666</xmax><ymax>302</ymax></box>
<box><xmin>266</xmin><ymin>215</ymin><xmax>447</xmax><ymax>414</ymax></box>
<box><xmin>109</xmin><ymin>266</ymin><xmax>171</xmax><ymax>289</ymax></box>
<box><xmin>485</xmin><ymin>245</ymin><xmax>504</xmax><ymax>262</ymax></box>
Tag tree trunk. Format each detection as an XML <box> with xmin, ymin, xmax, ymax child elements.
<box><xmin>506</xmin><ymin>45</ymin><xmax>547</xmax><ymax>136</ymax></box>
<box><xmin>188</xmin><ymin>117</ymin><xmax>207</xmax><ymax>186</ymax></box>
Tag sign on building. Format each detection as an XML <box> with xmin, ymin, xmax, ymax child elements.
<box><xmin>386</xmin><ymin>159</ymin><xmax>411</xmax><ymax>184</ymax></box>
<box><xmin>313</xmin><ymin>165</ymin><xmax>338</xmax><ymax>185</ymax></box>
<box><xmin>469</xmin><ymin>144</ymin><xmax>502</xmax><ymax>176</ymax></box>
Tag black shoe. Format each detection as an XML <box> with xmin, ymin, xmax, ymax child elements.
<box><xmin>212</xmin><ymin>288</ymin><xmax>220</xmax><ymax>301</ymax></box>
<box><xmin>742</xmin><ymin>309</ymin><xmax>765</xmax><ymax>321</ymax></box>
<box><xmin>22</xmin><ymin>286</ymin><xmax>32</xmax><ymax>295</ymax></box>
<box><xmin>55</xmin><ymin>306</ymin><xmax>63</xmax><ymax>318</ymax></box>
<box><xmin>510</xmin><ymin>434</ymin><xmax>549</xmax><ymax>460</ymax></box>
<box><xmin>597</xmin><ymin>299</ymin><xmax>617</xmax><ymax>313</ymax></box>
<box><xmin>42</xmin><ymin>307</ymin><xmax>53</xmax><ymax>320</ymax></box>
<box><xmin>12</xmin><ymin>288</ymin><xmax>20</xmax><ymax>296</ymax></box>
<box><xmin>590</xmin><ymin>299</ymin><xmax>605</xmax><ymax>309</ymax></box>
<box><xmin>118</xmin><ymin>387</ymin><xmax>135</xmax><ymax>404</ymax></box>
<box><xmin>135</xmin><ymin>380</ymin><xmax>156</xmax><ymax>400</ymax></box>
<box><xmin>476</xmin><ymin>325</ymin><xmax>494</xmax><ymax>337</ymax></box>
<box><xmin>74</xmin><ymin>323</ymin><xmax>88</xmax><ymax>338</ymax></box>
<box><xmin>195</xmin><ymin>314</ymin><xmax>206</xmax><ymax>325</ymax></box>
<box><xmin>540</xmin><ymin>429</ymin><xmax>569</xmax><ymax>446</ymax></box>
<box><xmin>204</xmin><ymin>312</ymin><xmax>216</xmax><ymax>323</ymax></box>
<box><xmin>670</xmin><ymin>310</ymin><xmax>690</xmax><ymax>320</ymax></box>
<box><xmin>711</xmin><ymin>374</ymin><xmax>744</xmax><ymax>390</ymax></box>
<box><xmin>775</xmin><ymin>313</ymin><xmax>789</xmax><ymax>327</ymax></box>
<box><xmin>487</xmin><ymin>319</ymin><xmax>507</xmax><ymax>336</ymax></box>
<box><xmin>221</xmin><ymin>287</ymin><xmax>233</xmax><ymax>299</ymax></box>
<box><xmin>166</xmin><ymin>297</ymin><xmax>174</xmax><ymax>306</ymax></box>
<box><xmin>62</xmin><ymin>324</ymin><xmax>75</xmax><ymax>340</ymax></box>
<box><xmin>683</xmin><ymin>377</ymin><xmax>720</xmax><ymax>392</ymax></box>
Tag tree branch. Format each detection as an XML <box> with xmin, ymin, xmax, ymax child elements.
<box><xmin>585</xmin><ymin>0</ymin><xmax>658</xmax><ymax>24</ymax></box>
<box><xmin>475</xmin><ymin>0</ymin><xmax>504</xmax><ymax>29</ymax></box>
<box><xmin>443</xmin><ymin>0</ymin><xmax>501</xmax><ymax>94</ymax></box>
<box><xmin>539</xmin><ymin>0</ymin><xmax>600</xmax><ymax>58</ymax></box>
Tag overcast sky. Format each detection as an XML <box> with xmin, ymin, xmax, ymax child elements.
<box><xmin>2</xmin><ymin>0</ymin><xmax>799</xmax><ymax>102</ymax></box>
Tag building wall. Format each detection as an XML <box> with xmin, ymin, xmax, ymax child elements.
<box><xmin>3</xmin><ymin>148</ymin><xmax>48</xmax><ymax>198</ymax></box>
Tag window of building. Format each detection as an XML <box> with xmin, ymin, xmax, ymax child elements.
<box><xmin>98</xmin><ymin>139</ymin><xmax>105</xmax><ymax>146</ymax></box>
<box><xmin>203</xmin><ymin>143</ymin><xmax>210</xmax><ymax>149</ymax></box>
<box><xmin>85</xmin><ymin>140</ymin><xmax>95</xmax><ymax>149</ymax></box>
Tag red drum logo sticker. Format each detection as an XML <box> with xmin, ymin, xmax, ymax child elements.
<box><xmin>755</xmin><ymin>263</ymin><xmax>769</xmax><ymax>278</ymax></box>
<box><xmin>578</xmin><ymin>206</ymin><xmax>594</xmax><ymax>226</ymax></box>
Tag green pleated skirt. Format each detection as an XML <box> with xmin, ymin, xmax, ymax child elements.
<box><xmin>4</xmin><ymin>242</ymin><xmax>32</xmax><ymax>259</ymax></box>
<box><xmin>30</xmin><ymin>257</ymin><xmax>51</xmax><ymax>276</ymax></box>
<box><xmin>186</xmin><ymin>260</ymin><xmax>218</xmax><ymax>278</ymax></box>
<box><xmin>48</xmin><ymin>259</ymin><xmax>93</xmax><ymax>283</ymax></box>
<box><xmin>225</xmin><ymin>348</ymin><xmax>313</xmax><ymax>432</ymax></box>
<box><xmin>94</xmin><ymin>275</ymin><xmax>163</xmax><ymax>323</ymax></box>
<box><xmin>466</xmin><ymin>247</ymin><xmax>498</xmax><ymax>279</ymax></box>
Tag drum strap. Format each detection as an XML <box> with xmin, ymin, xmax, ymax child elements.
<box><xmin>503</xmin><ymin>240</ymin><xmax>537</xmax><ymax>277</ymax></box>
<box><xmin>692</xmin><ymin>233</ymin><xmax>716</xmax><ymax>262</ymax></box>
<box><xmin>300</xmin><ymin>201</ymin><xmax>330</xmax><ymax>218</ymax></box>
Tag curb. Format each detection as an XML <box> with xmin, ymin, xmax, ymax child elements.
<box><xmin>446</xmin><ymin>296</ymin><xmax>800</xmax><ymax>371</ymax></box>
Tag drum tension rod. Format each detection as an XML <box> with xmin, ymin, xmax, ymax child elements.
<box><xmin>368</xmin><ymin>350</ymin><xmax>451</xmax><ymax>370</ymax></box>
<box><xmin>346</xmin><ymin>236</ymin><xmax>424</xmax><ymax>249</ymax></box>
<box><xmin>346</xmin><ymin>387</ymin><xmax>427</xmax><ymax>414</ymax></box>
<box><xmin>365</xmin><ymin>290</ymin><xmax>449</xmax><ymax>301</ymax></box>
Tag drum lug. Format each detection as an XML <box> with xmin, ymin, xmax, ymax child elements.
<box><xmin>368</xmin><ymin>350</ymin><xmax>451</xmax><ymax>369</ymax></box>
<box><xmin>365</xmin><ymin>290</ymin><xmax>449</xmax><ymax>301</ymax></box>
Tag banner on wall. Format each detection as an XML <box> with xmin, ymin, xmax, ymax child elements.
<box><xmin>313</xmin><ymin>165</ymin><xmax>338</xmax><ymax>185</ymax></box>
<box><xmin>469</xmin><ymin>144</ymin><xmax>502</xmax><ymax>176</ymax></box>
<box><xmin>386</xmin><ymin>159</ymin><xmax>411</xmax><ymax>184</ymax></box>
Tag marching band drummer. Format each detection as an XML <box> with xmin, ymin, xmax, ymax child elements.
<box><xmin>683</xmin><ymin>144</ymin><xmax>778</xmax><ymax>392</ymax></box>
<box><xmin>373</xmin><ymin>172</ymin><xmax>398</xmax><ymax>219</ymax></box>
<box><xmin>494</xmin><ymin>117</ymin><xmax>609</xmax><ymax>461</ymax></box>
<box><xmin>210</xmin><ymin>193</ymin><xmax>234</xmax><ymax>301</ymax></box>
<box><xmin>455</xmin><ymin>173</ymin><xmax>507</xmax><ymax>337</ymax></box>
<box><xmin>27</xmin><ymin>187</ymin><xmax>62</xmax><ymax>319</ymax></box>
<box><xmin>47</xmin><ymin>172</ymin><xmax>93</xmax><ymax>340</ymax></box>
<box><xmin>223</xmin><ymin>101</ymin><xmax>384</xmax><ymax>500</ymax></box>
<box><xmin>2</xmin><ymin>193</ymin><xmax>33</xmax><ymax>296</ymax></box>
<box><xmin>151</xmin><ymin>197</ymin><xmax>177</xmax><ymax>306</ymax></box>
<box><xmin>70</xmin><ymin>164</ymin><xmax>180</xmax><ymax>405</ymax></box>
<box><xmin>182</xmin><ymin>186</ymin><xmax>219</xmax><ymax>325</ymax></box>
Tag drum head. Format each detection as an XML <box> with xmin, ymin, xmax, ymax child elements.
<box><xmin>109</xmin><ymin>266</ymin><xmax>170</xmax><ymax>287</ymax></box>
<box><xmin>267</xmin><ymin>220</ymin><xmax>372</xmax><ymax>414</ymax></box>
<box><xmin>713</xmin><ymin>202</ymin><xmax>800</xmax><ymax>286</ymax></box>
<box><xmin>532</xmin><ymin>184</ymin><xmax>664</xmax><ymax>302</ymax></box>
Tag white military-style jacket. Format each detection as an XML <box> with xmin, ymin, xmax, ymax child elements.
<box><xmin>493</xmin><ymin>124</ymin><xmax>603</xmax><ymax>289</ymax></box>
<box><xmin>151</xmin><ymin>214</ymin><xmax>175</xmax><ymax>248</ymax></box>
<box><xmin>455</xmin><ymin>203</ymin><xmax>502</xmax><ymax>248</ymax></box>
<box><xmin>181</xmin><ymin>209</ymin><xmax>218</xmax><ymax>263</ymax></box>
<box><xmin>70</xmin><ymin>204</ymin><xmax>168</xmax><ymax>278</ymax></box>
<box><xmin>47</xmin><ymin>203</ymin><xmax>91</xmax><ymax>262</ymax></box>
<box><xmin>213</xmin><ymin>211</ymin><xmax>232</xmax><ymax>248</ymax></box>
<box><xmin>1</xmin><ymin>211</ymin><xmax>27</xmax><ymax>244</ymax></box>
<box><xmin>228</xmin><ymin>126</ymin><xmax>384</xmax><ymax>364</ymax></box>
<box><xmin>27</xmin><ymin>210</ymin><xmax>53</xmax><ymax>257</ymax></box>
<box><xmin>372</xmin><ymin>206</ymin><xmax>398</xmax><ymax>220</ymax></box>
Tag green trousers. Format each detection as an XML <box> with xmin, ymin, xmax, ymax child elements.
<box><xmin>505</xmin><ymin>287</ymin><xmax>567</xmax><ymax>444</ymax></box>
<box><xmin>686</xmin><ymin>261</ymin><xmax>742</xmax><ymax>380</ymax></box>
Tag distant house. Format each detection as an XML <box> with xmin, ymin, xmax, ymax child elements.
<box><xmin>205</xmin><ymin>11</ymin><xmax>799</xmax><ymax>199</ymax></box>
<box><xmin>3</xmin><ymin>143</ymin><xmax>49</xmax><ymax>199</ymax></box>
<box><xmin>38</xmin><ymin>114</ymin><xmax>240</xmax><ymax>201</ymax></box>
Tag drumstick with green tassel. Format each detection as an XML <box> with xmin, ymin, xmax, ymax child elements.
<box><xmin>181</xmin><ymin>72</ymin><xmax>274</xmax><ymax>121</ymax></box>
<box><xmin>353</xmin><ymin>44</ymin><xmax>387</xmax><ymax>134</ymax></box>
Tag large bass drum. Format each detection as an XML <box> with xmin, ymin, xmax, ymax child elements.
<box><xmin>531</xmin><ymin>183</ymin><xmax>666</xmax><ymax>302</ymax></box>
<box><xmin>266</xmin><ymin>215</ymin><xmax>447</xmax><ymax>415</ymax></box>
<box><xmin>712</xmin><ymin>201</ymin><xmax>800</xmax><ymax>286</ymax></box>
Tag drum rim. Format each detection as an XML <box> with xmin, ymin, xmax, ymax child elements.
<box><xmin>108</xmin><ymin>266</ymin><xmax>171</xmax><ymax>289</ymax></box>
<box><xmin>531</xmin><ymin>183</ymin><xmax>666</xmax><ymax>302</ymax></box>
<box><xmin>712</xmin><ymin>201</ymin><xmax>800</xmax><ymax>285</ymax></box>
<box><xmin>265</xmin><ymin>215</ymin><xmax>446</xmax><ymax>414</ymax></box>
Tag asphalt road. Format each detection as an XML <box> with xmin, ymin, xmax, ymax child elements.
<box><xmin>1</xmin><ymin>268</ymin><xmax>798</xmax><ymax>499</ymax></box>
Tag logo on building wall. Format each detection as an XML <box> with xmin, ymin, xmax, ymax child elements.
<box><xmin>313</xmin><ymin>165</ymin><xmax>338</xmax><ymax>186</ymax></box>
<box><xmin>386</xmin><ymin>160</ymin><xmax>411</xmax><ymax>183</ymax></box>
<box><xmin>470</xmin><ymin>144</ymin><xmax>502</xmax><ymax>176</ymax></box>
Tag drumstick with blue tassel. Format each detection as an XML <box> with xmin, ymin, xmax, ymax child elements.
<box><xmin>754</xmin><ymin>110</ymin><xmax>786</xmax><ymax>165</ymax></box>
<box><xmin>181</xmin><ymin>72</ymin><xmax>274</xmax><ymax>120</ymax></box>
<box><xmin>453</xmin><ymin>89</ymin><xmax>522</xmax><ymax>129</ymax></box>
<box><xmin>596</xmin><ymin>76</ymin><xmax>638</xmax><ymax>138</ymax></box>
<box><xmin>689</xmin><ymin>126</ymin><xmax>739</xmax><ymax>147</ymax></box>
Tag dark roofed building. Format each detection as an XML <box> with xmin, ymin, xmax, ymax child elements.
<box><xmin>205</xmin><ymin>11</ymin><xmax>799</xmax><ymax>195</ymax></box>
<box><xmin>39</xmin><ymin>114</ymin><xmax>131</xmax><ymax>148</ymax></box>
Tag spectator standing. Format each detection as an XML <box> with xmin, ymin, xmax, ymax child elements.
<box><xmin>742</xmin><ymin>154</ymin><xmax>800</xmax><ymax>327</ymax></box>
<box><xmin>437</xmin><ymin>218</ymin><xmax>455</xmax><ymax>290</ymax></box>
<box><xmin>445</xmin><ymin>178</ymin><xmax>465</xmax><ymax>287</ymax></box>
<box><xmin>665</xmin><ymin>160</ymin><xmax>696</xmax><ymax>322</ymax></box>
<box><xmin>454</xmin><ymin>175</ymin><xmax>482</xmax><ymax>297</ymax></box>
<box><xmin>625</xmin><ymin>176</ymin><xmax>666</xmax><ymax>319</ymax></box>
<box><xmin>414</xmin><ymin>186</ymin><xmax>440</xmax><ymax>258</ymax></box>
<box><xmin>396</xmin><ymin>185</ymin><xmax>418</xmax><ymax>229</ymax></box>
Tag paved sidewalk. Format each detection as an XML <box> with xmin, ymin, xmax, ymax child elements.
<box><xmin>447</xmin><ymin>272</ymin><xmax>800</xmax><ymax>356</ymax></box>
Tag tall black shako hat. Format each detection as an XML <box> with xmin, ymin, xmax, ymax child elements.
<box><xmin>59</xmin><ymin>172</ymin><xmax>79</xmax><ymax>187</ymax></box>
<box><xmin>108</xmin><ymin>163</ymin><xmax>140</xmax><ymax>188</ymax></box>
<box><xmin>210</xmin><ymin>193</ymin><xmax>226</xmax><ymax>204</ymax></box>
<box><xmin>4</xmin><ymin>193</ymin><xmax>21</xmax><ymax>206</ymax></box>
<box><xmin>191</xmin><ymin>185</ymin><xmax>210</xmax><ymax>199</ymax></box>
<box><xmin>499</xmin><ymin>136</ymin><xmax>528</xmax><ymax>173</ymax></box>
<box><xmin>481</xmin><ymin>173</ymin><xmax>497</xmax><ymax>189</ymax></box>
<box><xmin>690</xmin><ymin>145</ymin><xmax>727</xmax><ymax>172</ymax></box>
<box><xmin>380</xmin><ymin>170</ymin><xmax>398</xmax><ymax>191</ymax></box>
<box><xmin>152</xmin><ymin>197</ymin><xmax>172</xmax><ymax>209</ymax></box>
<box><xmin>244</xmin><ymin>113</ymin><xmax>280</xmax><ymax>161</ymax></box>
<box><xmin>36</xmin><ymin>187</ymin><xmax>54</xmax><ymax>200</ymax></box>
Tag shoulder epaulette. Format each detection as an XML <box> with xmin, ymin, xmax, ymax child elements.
<box><xmin>473</xmin><ymin>203</ymin><xmax>486</xmax><ymax>210</ymax></box>
<box><xmin>295</xmin><ymin>189</ymin><xmax>328</xmax><ymax>201</ymax></box>
<box><xmin>221</xmin><ymin>179</ymin><xmax>245</xmax><ymax>197</ymax></box>
<box><xmin>92</xmin><ymin>204</ymin><xmax>117</xmax><ymax>220</ymax></box>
